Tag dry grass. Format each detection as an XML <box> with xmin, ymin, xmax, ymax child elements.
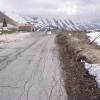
<box><xmin>56</xmin><ymin>32</ymin><xmax>100</xmax><ymax>100</ymax></box>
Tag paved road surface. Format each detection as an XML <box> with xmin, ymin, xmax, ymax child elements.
<box><xmin>0</xmin><ymin>32</ymin><xmax>67</xmax><ymax>100</ymax></box>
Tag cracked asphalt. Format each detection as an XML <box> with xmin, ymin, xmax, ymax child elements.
<box><xmin>0</xmin><ymin>32</ymin><xmax>68</xmax><ymax>100</ymax></box>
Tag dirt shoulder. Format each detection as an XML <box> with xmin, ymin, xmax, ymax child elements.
<box><xmin>56</xmin><ymin>32</ymin><xmax>100</xmax><ymax>100</ymax></box>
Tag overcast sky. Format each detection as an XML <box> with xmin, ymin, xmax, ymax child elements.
<box><xmin>0</xmin><ymin>0</ymin><xmax>100</xmax><ymax>22</ymax></box>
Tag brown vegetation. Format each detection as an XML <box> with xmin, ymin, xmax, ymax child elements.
<box><xmin>56</xmin><ymin>32</ymin><xmax>100</xmax><ymax>100</ymax></box>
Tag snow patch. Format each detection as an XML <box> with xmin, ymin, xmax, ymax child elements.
<box><xmin>87</xmin><ymin>32</ymin><xmax>100</xmax><ymax>45</ymax></box>
<box><xmin>47</xmin><ymin>31</ymin><xmax>52</xmax><ymax>35</ymax></box>
<box><xmin>0</xmin><ymin>32</ymin><xmax>32</xmax><ymax>45</ymax></box>
<box><xmin>84</xmin><ymin>62</ymin><xmax>100</xmax><ymax>88</ymax></box>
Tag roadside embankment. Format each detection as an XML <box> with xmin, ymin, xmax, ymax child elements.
<box><xmin>56</xmin><ymin>32</ymin><xmax>100</xmax><ymax>100</ymax></box>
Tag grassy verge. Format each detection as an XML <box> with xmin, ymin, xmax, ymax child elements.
<box><xmin>56</xmin><ymin>32</ymin><xmax>100</xmax><ymax>100</ymax></box>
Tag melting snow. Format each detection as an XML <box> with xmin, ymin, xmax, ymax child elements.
<box><xmin>87</xmin><ymin>32</ymin><xmax>100</xmax><ymax>45</ymax></box>
<box><xmin>0</xmin><ymin>32</ymin><xmax>32</xmax><ymax>45</ymax></box>
<box><xmin>85</xmin><ymin>62</ymin><xmax>100</xmax><ymax>88</ymax></box>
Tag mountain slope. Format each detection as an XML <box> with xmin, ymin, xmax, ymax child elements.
<box><xmin>0</xmin><ymin>11</ymin><xmax>17</xmax><ymax>26</ymax></box>
<box><xmin>5</xmin><ymin>12</ymin><xmax>26</xmax><ymax>24</ymax></box>
<box><xmin>2</xmin><ymin>11</ymin><xmax>100</xmax><ymax>32</ymax></box>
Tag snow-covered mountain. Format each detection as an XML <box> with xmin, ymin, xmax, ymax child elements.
<box><xmin>3</xmin><ymin>11</ymin><xmax>100</xmax><ymax>32</ymax></box>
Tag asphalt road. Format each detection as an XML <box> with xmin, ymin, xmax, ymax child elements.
<box><xmin>0</xmin><ymin>32</ymin><xmax>68</xmax><ymax>100</ymax></box>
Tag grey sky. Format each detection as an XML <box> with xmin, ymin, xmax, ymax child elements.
<box><xmin>0</xmin><ymin>0</ymin><xmax>100</xmax><ymax>22</ymax></box>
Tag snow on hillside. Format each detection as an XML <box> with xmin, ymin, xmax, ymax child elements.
<box><xmin>5</xmin><ymin>12</ymin><xmax>27</xmax><ymax>24</ymax></box>
<box><xmin>3</xmin><ymin>11</ymin><xmax>100</xmax><ymax>31</ymax></box>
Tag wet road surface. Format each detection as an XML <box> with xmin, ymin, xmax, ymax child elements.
<box><xmin>0</xmin><ymin>32</ymin><xmax>68</xmax><ymax>100</ymax></box>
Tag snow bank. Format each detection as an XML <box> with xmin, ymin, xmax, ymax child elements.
<box><xmin>87</xmin><ymin>32</ymin><xmax>100</xmax><ymax>45</ymax></box>
<box><xmin>84</xmin><ymin>62</ymin><xmax>100</xmax><ymax>88</ymax></box>
<box><xmin>0</xmin><ymin>32</ymin><xmax>32</xmax><ymax>44</ymax></box>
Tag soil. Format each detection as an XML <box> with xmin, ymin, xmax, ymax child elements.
<box><xmin>56</xmin><ymin>32</ymin><xmax>100</xmax><ymax>100</ymax></box>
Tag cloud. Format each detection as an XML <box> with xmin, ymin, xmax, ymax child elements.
<box><xmin>0</xmin><ymin>0</ymin><xmax>100</xmax><ymax>22</ymax></box>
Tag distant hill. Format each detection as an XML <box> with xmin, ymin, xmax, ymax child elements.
<box><xmin>1</xmin><ymin>10</ymin><xmax>99</xmax><ymax>32</ymax></box>
<box><xmin>0</xmin><ymin>11</ymin><xmax>17</xmax><ymax>26</ymax></box>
